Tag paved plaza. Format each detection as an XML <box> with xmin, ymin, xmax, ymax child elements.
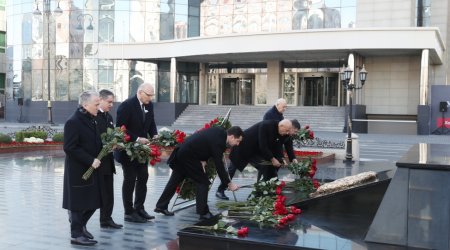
<box><xmin>1</xmin><ymin>122</ymin><xmax>450</xmax><ymax>249</ymax></box>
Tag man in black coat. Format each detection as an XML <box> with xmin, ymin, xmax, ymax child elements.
<box><xmin>263</xmin><ymin>98</ymin><xmax>287</xmax><ymax>121</ymax></box>
<box><xmin>216</xmin><ymin>119</ymin><xmax>292</xmax><ymax>200</ymax></box>
<box><xmin>63</xmin><ymin>91</ymin><xmax>102</xmax><ymax>246</ymax></box>
<box><xmin>95</xmin><ymin>89</ymin><xmax>123</xmax><ymax>229</ymax></box>
<box><xmin>115</xmin><ymin>83</ymin><xmax>158</xmax><ymax>223</ymax></box>
<box><xmin>154</xmin><ymin>126</ymin><xmax>243</xmax><ymax>220</ymax></box>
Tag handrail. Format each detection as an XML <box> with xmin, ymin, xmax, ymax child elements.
<box><xmin>353</xmin><ymin>119</ymin><xmax>416</xmax><ymax>123</ymax></box>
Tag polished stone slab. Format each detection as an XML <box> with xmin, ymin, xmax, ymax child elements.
<box><xmin>366</xmin><ymin>143</ymin><xmax>450</xmax><ymax>249</ymax></box>
<box><xmin>178</xmin><ymin>162</ymin><xmax>397</xmax><ymax>250</ymax></box>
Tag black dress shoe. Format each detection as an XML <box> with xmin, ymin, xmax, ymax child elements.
<box><xmin>82</xmin><ymin>226</ymin><xmax>94</xmax><ymax>239</ymax></box>
<box><xmin>154</xmin><ymin>207</ymin><xmax>175</xmax><ymax>216</ymax></box>
<box><xmin>199</xmin><ymin>212</ymin><xmax>214</xmax><ymax>220</ymax></box>
<box><xmin>124</xmin><ymin>212</ymin><xmax>147</xmax><ymax>223</ymax></box>
<box><xmin>101</xmin><ymin>219</ymin><xmax>123</xmax><ymax>229</ymax></box>
<box><xmin>137</xmin><ymin>209</ymin><xmax>155</xmax><ymax>220</ymax></box>
<box><xmin>71</xmin><ymin>236</ymin><xmax>97</xmax><ymax>246</ymax></box>
<box><xmin>215</xmin><ymin>191</ymin><xmax>229</xmax><ymax>200</ymax></box>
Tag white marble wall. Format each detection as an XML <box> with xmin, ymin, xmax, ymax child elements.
<box><xmin>364</xmin><ymin>56</ymin><xmax>420</xmax><ymax>115</ymax></box>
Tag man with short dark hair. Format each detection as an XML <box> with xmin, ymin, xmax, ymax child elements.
<box><xmin>96</xmin><ymin>89</ymin><xmax>122</xmax><ymax>229</ymax></box>
<box><xmin>155</xmin><ymin>126</ymin><xmax>243</xmax><ymax>220</ymax></box>
<box><xmin>216</xmin><ymin>119</ymin><xmax>292</xmax><ymax>200</ymax></box>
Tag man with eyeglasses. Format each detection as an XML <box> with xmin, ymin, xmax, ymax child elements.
<box><xmin>114</xmin><ymin>83</ymin><xmax>157</xmax><ymax>223</ymax></box>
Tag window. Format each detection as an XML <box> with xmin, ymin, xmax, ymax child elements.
<box><xmin>0</xmin><ymin>32</ymin><xmax>5</xmax><ymax>53</ymax></box>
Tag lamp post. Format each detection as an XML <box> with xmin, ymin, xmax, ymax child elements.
<box><xmin>33</xmin><ymin>0</ymin><xmax>62</xmax><ymax>124</ymax></box>
<box><xmin>341</xmin><ymin>64</ymin><xmax>368</xmax><ymax>163</ymax></box>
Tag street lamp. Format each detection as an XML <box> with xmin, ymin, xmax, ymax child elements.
<box><xmin>341</xmin><ymin>64</ymin><xmax>368</xmax><ymax>163</ymax></box>
<box><xmin>33</xmin><ymin>0</ymin><xmax>63</xmax><ymax>124</ymax></box>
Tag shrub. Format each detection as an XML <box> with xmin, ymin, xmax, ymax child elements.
<box><xmin>0</xmin><ymin>133</ymin><xmax>12</xmax><ymax>143</ymax></box>
<box><xmin>52</xmin><ymin>133</ymin><xmax>64</xmax><ymax>142</ymax></box>
<box><xmin>15</xmin><ymin>131</ymin><xmax>48</xmax><ymax>142</ymax></box>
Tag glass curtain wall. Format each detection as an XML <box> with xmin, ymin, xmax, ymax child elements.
<box><xmin>200</xmin><ymin>0</ymin><xmax>356</xmax><ymax>36</ymax></box>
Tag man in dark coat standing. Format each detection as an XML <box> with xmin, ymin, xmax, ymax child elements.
<box><xmin>216</xmin><ymin>119</ymin><xmax>292</xmax><ymax>200</ymax></box>
<box><xmin>154</xmin><ymin>126</ymin><xmax>243</xmax><ymax>220</ymax></box>
<box><xmin>115</xmin><ymin>83</ymin><xmax>157</xmax><ymax>223</ymax></box>
<box><xmin>63</xmin><ymin>91</ymin><xmax>102</xmax><ymax>246</ymax></box>
<box><xmin>263</xmin><ymin>98</ymin><xmax>287</xmax><ymax>121</ymax></box>
<box><xmin>96</xmin><ymin>89</ymin><xmax>122</xmax><ymax>229</ymax></box>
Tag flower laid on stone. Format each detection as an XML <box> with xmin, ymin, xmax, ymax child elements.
<box><xmin>187</xmin><ymin>219</ymin><xmax>249</xmax><ymax>237</ymax></box>
<box><xmin>23</xmin><ymin>137</ymin><xmax>45</xmax><ymax>143</ymax></box>
<box><xmin>156</xmin><ymin>127</ymin><xmax>187</xmax><ymax>147</ymax></box>
<box><xmin>217</xmin><ymin>178</ymin><xmax>303</xmax><ymax>228</ymax></box>
<box><xmin>285</xmin><ymin>158</ymin><xmax>320</xmax><ymax>194</ymax></box>
<box><xmin>82</xmin><ymin>125</ymin><xmax>129</xmax><ymax>180</ymax></box>
<box><xmin>293</xmin><ymin>150</ymin><xmax>322</xmax><ymax>157</ymax></box>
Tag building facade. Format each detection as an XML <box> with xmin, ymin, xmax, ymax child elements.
<box><xmin>4</xmin><ymin>0</ymin><xmax>447</xmax><ymax>134</ymax></box>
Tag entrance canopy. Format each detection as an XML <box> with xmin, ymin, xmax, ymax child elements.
<box><xmin>98</xmin><ymin>28</ymin><xmax>445</xmax><ymax>65</ymax></box>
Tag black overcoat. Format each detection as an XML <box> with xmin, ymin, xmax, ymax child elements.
<box><xmin>263</xmin><ymin>105</ymin><xmax>284</xmax><ymax>121</ymax></box>
<box><xmin>229</xmin><ymin>120</ymin><xmax>284</xmax><ymax>170</ymax></box>
<box><xmin>170</xmin><ymin>127</ymin><xmax>231</xmax><ymax>186</ymax></box>
<box><xmin>114</xmin><ymin>95</ymin><xmax>157</xmax><ymax>166</ymax></box>
<box><xmin>95</xmin><ymin>111</ymin><xmax>116</xmax><ymax>175</ymax></box>
<box><xmin>62</xmin><ymin>109</ymin><xmax>102</xmax><ymax>211</ymax></box>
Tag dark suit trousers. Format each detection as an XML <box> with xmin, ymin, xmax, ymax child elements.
<box><xmin>100</xmin><ymin>173</ymin><xmax>114</xmax><ymax>222</ymax></box>
<box><xmin>218</xmin><ymin>155</ymin><xmax>279</xmax><ymax>192</ymax></box>
<box><xmin>122</xmin><ymin>165</ymin><xmax>148</xmax><ymax>214</ymax></box>
<box><xmin>156</xmin><ymin>169</ymin><xmax>210</xmax><ymax>215</ymax></box>
<box><xmin>70</xmin><ymin>209</ymin><xmax>96</xmax><ymax>238</ymax></box>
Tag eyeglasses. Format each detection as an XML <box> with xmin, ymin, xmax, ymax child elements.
<box><xmin>141</xmin><ymin>90</ymin><xmax>155</xmax><ymax>97</ymax></box>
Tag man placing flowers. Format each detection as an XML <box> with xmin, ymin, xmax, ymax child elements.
<box><xmin>154</xmin><ymin>126</ymin><xmax>244</xmax><ymax>220</ymax></box>
<box><xmin>216</xmin><ymin>119</ymin><xmax>292</xmax><ymax>200</ymax></box>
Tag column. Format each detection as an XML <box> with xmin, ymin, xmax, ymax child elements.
<box><xmin>170</xmin><ymin>57</ymin><xmax>177</xmax><ymax>103</ymax></box>
<box><xmin>420</xmin><ymin>49</ymin><xmax>429</xmax><ymax>105</ymax></box>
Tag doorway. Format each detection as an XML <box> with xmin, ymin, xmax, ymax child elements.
<box><xmin>221</xmin><ymin>75</ymin><xmax>254</xmax><ymax>105</ymax></box>
<box><xmin>301</xmin><ymin>75</ymin><xmax>339</xmax><ymax>106</ymax></box>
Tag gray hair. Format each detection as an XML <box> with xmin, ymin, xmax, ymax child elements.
<box><xmin>275</xmin><ymin>98</ymin><xmax>287</xmax><ymax>106</ymax></box>
<box><xmin>79</xmin><ymin>91</ymin><xmax>99</xmax><ymax>106</ymax></box>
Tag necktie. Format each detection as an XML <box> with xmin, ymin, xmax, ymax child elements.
<box><xmin>141</xmin><ymin>104</ymin><xmax>146</xmax><ymax>121</ymax></box>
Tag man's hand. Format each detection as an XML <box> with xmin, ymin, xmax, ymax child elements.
<box><xmin>201</xmin><ymin>161</ymin><xmax>207</xmax><ymax>173</ymax></box>
<box><xmin>92</xmin><ymin>158</ymin><xmax>101</xmax><ymax>169</ymax></box>
<box><xmin>228</xmin><ymin>182</ymin><xmax>239</xmax><ymax>191</ymax></box>
<box><xmin>271</xmin><ymin>158</ymin><xmax>282</xmax><ymax>168</ymax></box>
<box><xmin>137</xmin><ymin>137</ymin><xmax>150</xmax><ymax>144</ymax></box>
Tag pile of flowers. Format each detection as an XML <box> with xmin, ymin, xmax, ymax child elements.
<box><xmin>293</xmin><ymin>125</ymin><xmax>314</xmax><ymax>142</ymax></box>
<box><xmin>176</xmin><ymin>116</ymin><xmax>230</xmax><ymax>200</ymax></box>
<box><xmin>82</xmin><ymin>126</ymin><xmax>130</xmax><ymax>180</ymax></box>
<box><xmin>217</xmin><ymin>178</ymin><xmax>303</xmax><ymax>228</ymax></box>
<box><xmin>188</xmin><ymin>220</ymin><xmax>249</xmax><ymax>237</ymax></box>
<box><xmin>156</xmin><ymin>128</ymin><xmax>187</xmax><ymax>147</ymax></box>
<box><xmin>23</xmin><ymin>137</ymin><xmax>45</xmax><ymax>143</ymax></box>
<box><xmin>199</xmin><ymin>116</ymin><xmax>232</xmax><ymax>131</ymax></box>
<box><xmin>293</xmin><ymin>150</ymin><xmax>322</xmax><ymax>157</ymax></box>
<box><xmin>0</xmin><ymin>141</ymin><xmax>62</xmax><ymax>148</ymax></box>
<box><xmin>286</xmin><ymin>158</ymin><xmax>320</xmax><ymax>193</ymax></box>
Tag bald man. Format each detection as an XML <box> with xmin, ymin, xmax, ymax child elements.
<box><xmin>216</xmin><ymin>119</ymin><xmax>292</xmax><ymax>200</ymax></box>
<box><xmin>114</xmin><ymin>83</ymin><xmax>157</xmax><ymax>223</ymax></box>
